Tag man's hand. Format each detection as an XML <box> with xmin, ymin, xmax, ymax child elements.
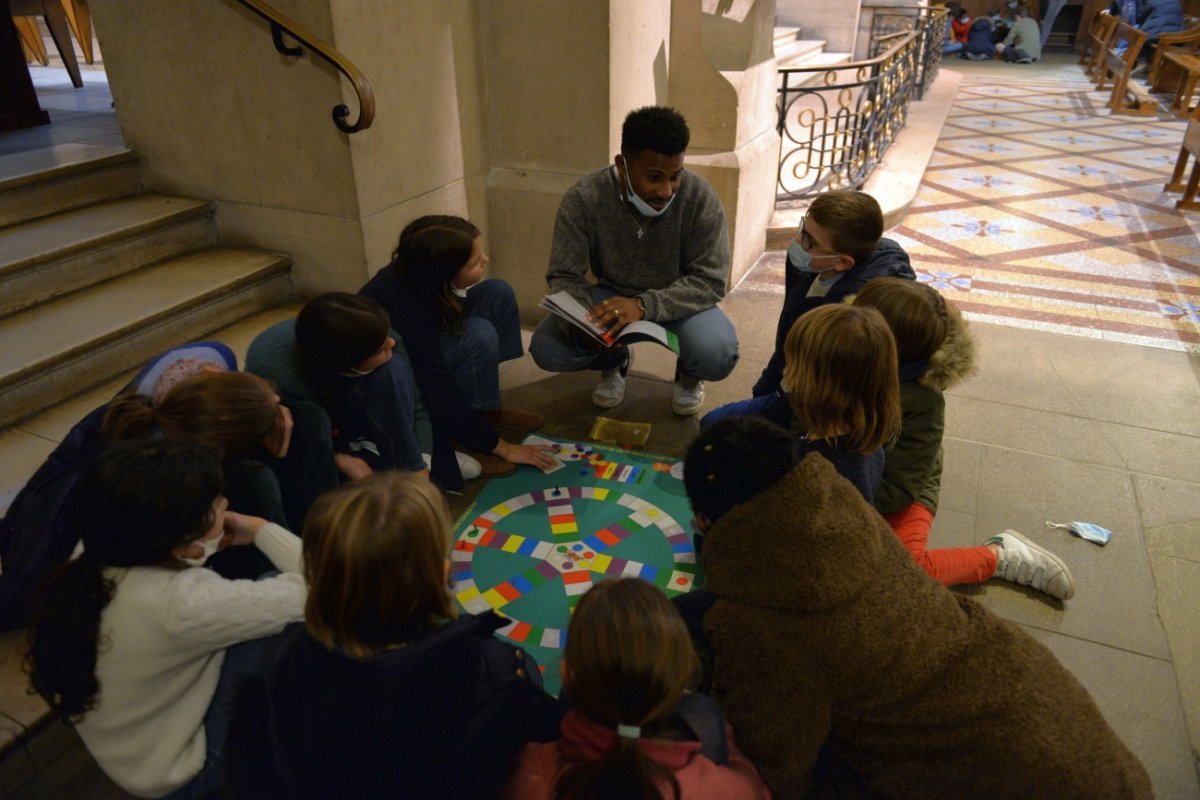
<box><xmin>586</xmin><ymin>296</ymin><xmax>645</xmax><ymax>336</ymax></box>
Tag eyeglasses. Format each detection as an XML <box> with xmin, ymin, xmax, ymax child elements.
<box><xmin>795</xmin><ymin>215</ymin><xmax>847</xmax><ymax>259</ymax></box>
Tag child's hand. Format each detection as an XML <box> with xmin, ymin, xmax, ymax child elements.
<box><xmin>495</xmin><ymin>440</ymin><xmax>560</xmax><ymax>471</ymax></box>
<box><xmin>335</xmin><ymin>453</ymin><xmax>373</xmax><ymax>481</ymax></box>
<box><xmin>223</xmin><ymin>511</ymin><xmax>270</xmax><ymax>547</ymax></box>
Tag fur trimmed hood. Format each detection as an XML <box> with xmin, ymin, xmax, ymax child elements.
<box><xmin>920</xmin><ymin>300</ymin><xmax>976</xmax><ymax>393</ymax></box>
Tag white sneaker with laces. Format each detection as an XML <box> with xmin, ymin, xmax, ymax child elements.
<box><xmin>671</xmin><ymin>375</ymin><xmax>705</xmax><ymax>416</ymax></box>
<box><xmin>592</xmin><ymin>348</ymin><xmax>633</xmax><ymax>408</ymax></box>
<box><xmin>984</xmin><ymin>529</ymin><xmax>1077</xmax><ymax>600</ymax></box>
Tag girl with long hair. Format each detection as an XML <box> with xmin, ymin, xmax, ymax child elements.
<box><xmin>23</xmin><ymin>439</ymin><xmax>305</xmax><ymax>799</ymax></box>
<box><xmin>103</xmin><ymin>370</ymin><xmax>331</xmax><ymax>576</ymax></box>
<box><xmin>853</xmin><ymin>278</ymin><xmax>1075</xmax><ymax>599</ymax></box>
<box><xmin>506</xmin><ymin>578</ymin><xmax>769</xmax><ymax>800</ymax></box>
<box><xmin>360</xmin><ymin>215</ymin><xmax>557</xmax><ymax>479</ymax></box>
<box><xmin>225</xmin><ymin>472</ymin><xmax>559</xmax><ymax>799</ymax></box>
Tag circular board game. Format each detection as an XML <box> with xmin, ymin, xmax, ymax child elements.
<box><xmin>452</xmin><ymin>438</ymin><xmax>696</xmax><ymax>695</ymax></box>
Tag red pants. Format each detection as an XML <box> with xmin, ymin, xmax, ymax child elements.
<box><xmin>884</xmin><ymin>502</ymin><xmax>997</xmax><ymax>587</ymax></box>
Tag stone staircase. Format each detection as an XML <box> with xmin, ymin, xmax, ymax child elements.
<box><xmin>0</xmin><ymin>143</ymin><xmax>292</xmax><ymax>430</ymax></box>
<box><xmin>774</xmin><ymin>25</ymin><xmax>854</xmax><ymax>77</ymax></box>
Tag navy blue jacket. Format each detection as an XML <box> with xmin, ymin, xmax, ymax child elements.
<box><xmin>753</xmin><ymin>238</ymin><xmax>915</xmax><ymax>397</ymax></box>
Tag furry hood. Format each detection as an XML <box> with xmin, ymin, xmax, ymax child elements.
<box><xmin>703</xmin><ymin>453</ymin><xmax>889</xmax><ymax>612</ymax></box>
<box><xmin>843</xmin><ymin>292</ymin><xmax>977</xmax><ymax>393</ymax></box>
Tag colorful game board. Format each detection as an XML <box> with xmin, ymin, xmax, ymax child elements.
<box><xmin>451</xmin><ymin>436</ymin><xmax>697</xmax><ymax>695</ymax></box>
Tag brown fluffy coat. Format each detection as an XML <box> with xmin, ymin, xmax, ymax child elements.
<box><xmin>703</xmin><ymin>454</ymin><xmax>1153</xmax><ymax>799</ymax></box>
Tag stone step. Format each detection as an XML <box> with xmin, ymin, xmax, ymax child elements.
<box><xmin>776</xmin><ymin>38</ymin><xmax>828</xmax><ymax>67</ymax></box>
<box><xmin>778</xmin><ymin>51</ymin><xmax>857</xmax><ymax>89</ymax></box>
<box><xmin>0</xmin><ymin>144</ymin><xmax>141</xmax><ymax>228</ymax></box>
<box><xmin>0</xmin><ymin>247</ymin><xmax>292</xmax><ymax>429</ymax></box>
<box><xmin>0</xmin><ymin>193</ymin><xmax>214</xmax><ymax>318</ymax></box>
<box><xmin>774</xmin><ymin>25</ymin><xmax>803</xmax><ymax>48</ymax></box>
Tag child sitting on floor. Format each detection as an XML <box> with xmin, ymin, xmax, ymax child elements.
<box><xmin>702</xmin><ymin>303</ymin><xmax>901</xmax><ymax>503</ymax></box>
<box><xmin>679</xmin><ymin>416</ymin><xmax>1151</xmax><ymax>799</ymax></box>
<box><xmin>853</xmin><ymin>277</ymin><xmax>1076</xmax><ymax>599</ymax></box>
<box><xmin>225</xmin><ymin>472</ymin><xmax>559</xmax><ymax>799</ymax></box>
<box><xmin>506</xmin><ymin>578</ymin><xmax>769</xmax><ymax>800</ymax></box>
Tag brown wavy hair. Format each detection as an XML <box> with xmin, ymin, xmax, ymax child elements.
<box><xmin>782</xmin><ymin>303</ymin><xmax>900</xmax><ymax>454</ymax></box>
<box><xmin>103</xmin><ymin>371</ymin><xmax>283</xmax><ymax>460</ymax></box>
<box><xmin>302</xmin><ymin>472</ymin><xmax>455</xmax><ymax>658</ymax></box>
<box><xmin>387</xmin><ymin>215</ymin><xmax>480</xmax><ymax>334</ymax></box>
<box><xmin>553</xmin><ymin>579</ymin><xmax>693</xmax><ymax>800</ymax></box>
<box><xmin>853</xmin><ymin>277</ymin><xmax>949</xmax><ymax>363</ymax></box>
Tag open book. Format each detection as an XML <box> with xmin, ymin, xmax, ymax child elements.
<box><xmin>540</xmin><ymin>291</ymin><xmax>679</xmax><ymax>354</ymax></box>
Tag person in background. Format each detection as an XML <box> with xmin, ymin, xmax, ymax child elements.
<box><xmin>995</xmin><ymin>8</ymin><xmax>1043</xmax><ymax>62</ymax></box>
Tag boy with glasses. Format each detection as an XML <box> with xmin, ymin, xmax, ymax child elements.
<box><xmin>751</xmin><ymin>190</ymin><xmax>915</xmax><ymax>398</ymax></box>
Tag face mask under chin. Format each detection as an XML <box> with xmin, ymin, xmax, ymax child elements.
<box><xmin>622</xmin><ymin>166</ymin><xmax>675</xmax><ymax>218</ymax></box>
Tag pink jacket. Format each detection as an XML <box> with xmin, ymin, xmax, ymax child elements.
<box><xmin>505</xmin><ymin>709</ymin><xmax>771</xmax><ymax>800</ymax></box>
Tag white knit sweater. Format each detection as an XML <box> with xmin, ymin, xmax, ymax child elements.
<box><xmin>75</xmin><ymin>524</ymin><xmax>306</xmax><ymax>798</ymax></box>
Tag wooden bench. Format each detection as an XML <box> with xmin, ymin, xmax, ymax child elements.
<box><xmin>1086</xmin><ymin>12</ymin><xmax>1119</xmax><ymax>81</ymax></box>
<box><xmin>1098</xmin><ymin>22</ymin><xmax>1160</xmax><ymax>116</ymax></box>
<box><xmin>1149</xmin><ymin>23</ymin><xmax>1200</xmax><ymax>91</ymax></box>
<box><xmin>1164</xmin><ymin>101</ymin><xmax>1200</xmax><ymax>210</ymax></box>
<box><xmin>1164</xmin><ymin>52</ymin><xmax>1200</xmax><ymax>117</ymax></box>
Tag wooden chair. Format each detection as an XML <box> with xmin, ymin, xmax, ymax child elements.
<box><xmin>1099</xmin><ymin>22</ymin><xmax>1159</xmax><ymax>115</ymax></box>
<box><xmin>8</xmin><ymin>0</ymin><xmax>81</xmax><ymax>87</ymax></box>
<box><xmin>60</xmin><ymin>0</ymin><xmax>91</xmax><ymax>64</ymax></box>
<box><xmin>1164</xmin><ymin>101</ymin><xmax>1200</xmax><ymax>210</ymax></box>
<box><xmin>1087</xmin><ymin>12</ymin><xmax>1119</xmax><ymax>81</ymax></box>
<box><xmin>1081</xmin><ymin>9</ymin><xmax>1110</xmax><ymax>65</ymax></box>
<box><xmin>1148</xmin><ymin>22</ymin><xmax>1200</xmax><ymax>91</ymax></box>
<box><xmin>12</xmin><ymin>15</ymin><xmax>45</xmax><ymax>64</ymax></box>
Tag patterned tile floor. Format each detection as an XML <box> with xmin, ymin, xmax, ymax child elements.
<box><xmin>747</xmin><ymin>71</ymin><xmax>1200</xmax><ymax>352</ymax></box>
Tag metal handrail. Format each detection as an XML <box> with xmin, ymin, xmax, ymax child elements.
<box><xmin>775</xmin><ymin>31</ymin><xmax>922</xmax><ymax>201</ymax></box>
<box><xmin>230</xmin><ymin>0</ymin><xmax>375</xmax><ymax>133</ymax></box>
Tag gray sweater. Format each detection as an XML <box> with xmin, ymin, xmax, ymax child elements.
<box><xmin>547</xmin><ymin>166</ymin><xmax>730</xmax><ymax>323</ymax></box>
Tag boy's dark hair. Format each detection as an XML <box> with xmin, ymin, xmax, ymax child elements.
<box><xmin>808</xmin><ymin>190</ymin><xmax>884</xmax><ymax>263</ymax></box>
<box><xmin>621</xmin><ymin>106</ymin><xmax>690</xmax><ymax>158</ymax></box>
<box><xmin>296</xmin><ymin>292</ymin><xmax>390</xmax><ymax>374</ymax></box>
<box><xmin>685</xmin><ymin>417</ymin><xmax>795</xmax><ymax>523</ymax></box>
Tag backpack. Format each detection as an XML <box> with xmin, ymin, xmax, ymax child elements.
<box><xmin>0</xmin><ymin>403</ymin><xmax>109</xmax><ymax>630</ymax></box>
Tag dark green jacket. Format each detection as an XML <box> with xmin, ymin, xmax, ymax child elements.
<box><xmin>874</xmin><ymin>301</ymin><xmax>976</xmax><ymax>515</ymax></box>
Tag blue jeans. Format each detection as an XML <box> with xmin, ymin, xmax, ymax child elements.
<box><xmin>440</xmin><ymin>279</ymin><xmax>524</xmax><ymax>410</ymax></box>
<box><xmin>529</xmin><ymin>287</ymin><xmax>739</xmax><ymax>381</ymax></box>
<box><xmin>160</xmin><ymin>631</ymin><xmax>284</xmax><ymax>799</ymax></box>
<box><xmin>337</xmin><ymin>353</ymin><xmax>426</xmax><ymax>472</ymax></box>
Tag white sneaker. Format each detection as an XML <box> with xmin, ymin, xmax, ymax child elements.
<box><xmin>984</xmin><ymin>529</ymin><xmax>1077</xmax><ymax>600</ymax></box>
<box><xmin>592</xmin><ymin>348</ymin><xmax>633</xmax><ymax>408</ymax></box>
<box><xmin>421</xmin><ymin>452</ymin><xmax>483</xmax><ymax>480</ymax></box>
<box><xmin>672</xmin><ymin>375</ymin><xmax>705</xmax><ymax>416</ymax></box>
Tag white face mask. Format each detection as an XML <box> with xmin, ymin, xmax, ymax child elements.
<box><xmin>179</xmin><ymin>534</ymin><xmax>222</xmax><ymax>567</ymax></box>
<box><xmin>341</xmin><ymin>365</ymin><xmax>378</xmax><ymax>378</ymax></box>
<box><xmin>622</xmin><ymin>166</ymin><xmax>675</xmax><ymax>218</ymax></box>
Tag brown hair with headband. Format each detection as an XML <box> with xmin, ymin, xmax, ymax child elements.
<box><xmin>553</xmin><ymin>578</ymin><xmax>693</xmax><ymax>800</ymax></box>
<box><xmin>782</xmin><ymin>304</ymin><xmax>900</xmax><ymax>455</ymax></box>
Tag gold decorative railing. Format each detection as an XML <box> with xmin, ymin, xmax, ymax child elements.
<box><xmin>776</xmin><ymin>32</ymin><xmax>921</xmax><ymax>200</ymax></box>
<box><xmin>230</xmin><ymin>0</ymin><xmax>375</xmax><ymax>134</ymax></box>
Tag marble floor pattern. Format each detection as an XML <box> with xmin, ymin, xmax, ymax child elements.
<box><xmin>890</xmin><ymin>70</ymin><xmax>1200</xmax><ymax>352</ymax></box>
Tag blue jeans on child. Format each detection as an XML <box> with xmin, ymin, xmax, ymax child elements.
<box><xmin>700</xmin><ymin>391</ymin><xmax>793</xmax><ymax>431</ymax></box>
<box><xmin>439</xmin><ymin>279</ymin><xmax>524</xmax><ymax>410</ymax></box>
<box><xmin>529</xmin><ymin>287</ymin><xmax>739</xmax><ymax>381</ymax></box>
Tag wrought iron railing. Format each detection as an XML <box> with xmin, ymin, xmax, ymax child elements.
<box><xmin>865</xmin><ymin>4</ymin><xmax>949</xmax><ymax>100</ymax></box>
<box><xmin>229</xmin><ymin>0</ymin><xmax>375</xmax><ymax>133</ymax></box>
<box><xmin>776</xmin><ymin>31</ymin><xmax>921</xmax><ymax>201</ymax></box>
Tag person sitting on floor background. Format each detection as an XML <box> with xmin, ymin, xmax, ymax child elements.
<box><xmin>359</xmin><ymin>215</ymin><xmax>558</xmax><ymax>478</ymax></box>
<box><xmin>225</xmin><ymin>472</ymin><xmax>560</xmax><ymax>799</ymax></box>
<box><xmin>530</xmin><ymin>105</ymin><xmax>740</xmax><ymax>417</ymax></box>
<box><xmin>752</xmin><ymin>189</ymin><xmax>913</xmax><ymax>399</ymax></box>
<box><xmin>963</xmin><ymin>14</ymin><xmax>998</xmax><ymax>59</ymax></box>
<box><xmin>24</xmin><ymin>440</ymin><xmax>305</xmax><ymax>799</ymax></box>
<box><xmin>677</xmin><ymin>416</ymin><xmax>1152</xmax><ymax>799</ymax></box>
<box><xmin>505</xmin><ymin>578</ymin><xmax>770</xmax><ymax>800</ymax></box>
<box><xmin>995</xmin><ymin>7</ymin><xmax>1042</xmax><ymax>62</ymax></box>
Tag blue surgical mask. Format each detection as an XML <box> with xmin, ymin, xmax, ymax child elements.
<box><xmin>622</xmin><ymin>166</ymin><xmax>675</xmax><ymax>218</ymax></box>
<box><xmin>788</xmin><ymin>240</ymin><xmax>820</xmax><ymax>273</ymax></box>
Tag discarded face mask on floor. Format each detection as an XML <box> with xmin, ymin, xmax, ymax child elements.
<box><xmin>1046</xmin><ymin>520</ymin><xmax>1112</xmax><ymax>546</ymax></box>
